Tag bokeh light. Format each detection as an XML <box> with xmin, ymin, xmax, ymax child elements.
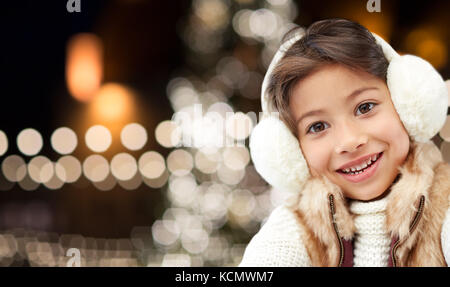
<box><xmin>110</xmin><ymin>153</ymin><xmax>138</xmax><ymax>181</ymax></box>
<box><xmin>167</xmin><ymin>174</ymin><xmax>198</xmax><ymax>208</ymax></box>
<box><xmin>193</xmin><ymin>0</ymin><xmax>229</xmax><ymax>31</ymax></box>
<box><xmin>167</xmin><ymin>78</ymin><xmax>199</xmax><ymax>112</ymax></box>
<box><xmin>66</xmin><ymin>33</ymin><xmax>103</xmax><ymax>102</ymax></box>
<box><xmin>152</xmin><ymin>219</ymin><xmax>180</xmax><ymax>248</ymax></box>
<box><xmin>232</xmin><ymin>9</ymin><xmax>253</xmax><ymax>39</ymax></box>
<box><xmin>85</xmin><ymin>125</ymin><xmax>112</xmax><ymax>153</ymax></box>
<box><xmin>2</xmin><ymin>155</ymin><xmax>27</xmax><ymax>182</ymax></box>
<box><xmin>166</xmin><ymin>149</ymin><xmax>194</xmax><ymax>176</ymax></box>
<box><xmin>249</xmin><ymin>9</ymin><xmax>279</xmax><ymax>40</ymax></box>
<box><xmin>120</xmin><ymin>123</ymin><xmax>148</xmax><ymax>151</ymax></box>
<box><xmin>222</xmin><ymin>146</ymin><xmax>250</xmax><ymax>171</ymax></box>
<box><xmin>227</xmin><ymin>189</ymin><xmax>256</xmax><ymax>217</ymax></box>
<box><xmin>405</xmin><ymin>28</ymin><xmax>447</xmax><ymax>69</ymax></box>
<box><xmin>0</xmin><ymin>130</ymin><xmax>8</xmax><ymax>156</ymax></box>
<box><xmin>194</xmin><ymin>149</ymin><xmax>221</xmax><ymax>174</ymax></box>
<box><xmin>82</xmin><ymin>154</ymin><xmax>110</xmax><ymax>182</ymax></box>
<box><xmin>207</xmin><ymin>102</ymin><xmax>233</xmax><ymax>117</ymax></box>
<box><xmin>216</xmin><ymin>57</ymin><xmax>248</xmax><ymax>89</ymax></box>
<box><xmin>155</xmin><ymin>120</ymin><xmax>182</xmax><ymax>148</ymax></box>
<box><xmin>268</xmin><ymin>0</ymin><xmax>297</xmax><ymax>22</ymax></box>
<box><xmin>181</xmin><ymin>225</ymin><xmax>209</xmax><ymax>254</ymax></box>
<box><xmin>17</xmin><ymin>128</ymin><xmax>43</xmax><ymax>156</ymax></box>
<box><xmin>55</xmin><ymin>155</ymin><xmax>82</xmax><ymax>183</ymax></box>
<box><xmin>28</xmin><ymin>156</ymin><xmax>54</xmax><ymax>184</ymax></box>
<box><xmin>216</xmin><ymin>163</ymin><xmax>245</xmax><ymax>185</ymax></box>
<box><xmin>138</xmin><ymin>151</ymin><xmax>166</xmax><ymax>179</ymax></box>
<box><xmin>199</xmin><ymin>183</ymin><xmax>230</xmax><ymax>223</ymax></box>
<box><xmin>90</xmin><ymin>83</ymin><xmax>135</xmax><ymax>122</ymax></box>
<box><xmin>51</xmin><ymin>127</ymin><xmax>78</xmax><ymax>155</ymax></box>
<box><xmin>225</xmin><ymin>112</ymin><xmax>254</xmax><ymax>141</ymax></box>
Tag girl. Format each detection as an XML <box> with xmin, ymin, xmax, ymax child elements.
<box><xmin>240</xmin><ymin>18</ymin><xmax>450</xmax><ymax>267</ymax></box>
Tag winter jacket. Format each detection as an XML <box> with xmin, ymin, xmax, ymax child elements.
<box><xmin>240</xmin><ymin>141</ymin><xmax>450</xmax><ymax>266</ymax></box>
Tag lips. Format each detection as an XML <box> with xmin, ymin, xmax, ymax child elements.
<box><xmin>336</xmin><ymin>152</ymin><xmax>382</xmax><ymax>172</ymax></box>
<box><xmin>338</xmin><ymin>152</ymin><xmax>382</xmax><ymax>174</ymax></box>
<box><xmin>337</xmin><ymin>152</ymin><xmax>383</xmax><ymax>183</ymax></box>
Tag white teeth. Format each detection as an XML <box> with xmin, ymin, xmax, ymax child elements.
<box><xmin>341</xmin><ymin>153</ymin><xmax>381</xmax><ymax>174</ymax></box>
<box><xmin>353</xmin><ymin>163</ymin><xmax>366</xmax><ymax>172</ymax></box>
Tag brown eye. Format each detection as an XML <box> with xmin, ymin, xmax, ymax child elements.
<box><xmin>356</xmin><ymin>103</ymin><xmax>376</xmax><ymax>115</ymax></box>
<box><xmin>307</xmin><ymin>122</ymin><xmax>329</xmax><ymax>134</ymax></box>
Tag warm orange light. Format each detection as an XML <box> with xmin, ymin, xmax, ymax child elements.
<box><xmin>358</xmin><ymin>17</ymin><xmax>391</xmax><ymax>42</ymax></box>
<box><xmin>90</xmin><ymin>83</ymin><xmax>134</xmax><ymax>122</ymax></box>
<box><xmin>405</xmin><ymin>28</ymin><xmax>447</xmax><ymax>69</ymax></box>
<box><xmin>344</xmin><ymin>5</ymin><xmax>392</xmax><ymax>42</ymax></box>
<box><xmin>66</xmin><ymin>33</ymin><xmax>103</xmax><ymax>102</ymax></box>
<box><xmin>417</xmin><ymin>39</ymin><xmax>447</xmax><ymax>69</ymax></box>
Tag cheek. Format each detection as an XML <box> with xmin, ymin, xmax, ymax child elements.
<box><xmin>373</xmin><ymin>110</ymin><xmax>410</xmax><ymax>160</ymax></box>
<box><xmin>299</xmin><ymin>140</ymin><xmax>331</xmax><ymax>176</ymax></box>
<box><xmin>375</xmin><ymin>110</ymin><xmax>409</xmax><ymax>142</ymax></box>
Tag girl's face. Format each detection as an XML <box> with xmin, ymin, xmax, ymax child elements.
<box><xmin>289</xmin><ymin>64</ymin><xmax>410</xmax><ymax>201</ymax></box>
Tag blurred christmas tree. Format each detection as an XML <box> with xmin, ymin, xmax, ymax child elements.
<box><xmin>150</xmin><ymin>0</ymin><xmax>300</xmax><ymax>267</ymax></box>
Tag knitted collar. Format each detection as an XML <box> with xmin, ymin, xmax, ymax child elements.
<box><xmin>289</xmin><ymin>141</ymin><xmax>443</xmax><ymax>243</ymax></box>
<box><xmin>350</xmin><ymin>196</ymin><xmax>388</xmax><ymax>216</ymax></box>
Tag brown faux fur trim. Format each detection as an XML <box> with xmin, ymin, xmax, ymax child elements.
<box><xmin>294</xmin><ymin>210</ymin><xmax>329</xmax><ymax>266</ymax></box>
<box><xmin>290</xmin><ymin>171</ymin><xmax>355</xmax><ymax>266</ymax></box>
<box><xmin>397</xmin><ymin>162</ymin><xmax>450</xmax><ymax>266</ymax></box>
<box><xmin>385</xmin><ymin>141</ymin><xmax>443</xmax><ymax>240</ymax></box>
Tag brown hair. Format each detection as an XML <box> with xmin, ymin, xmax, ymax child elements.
<box><xmin>267</xmin><ymin>18</ymin><xmax>389</xmax><ymax>137</ymax></box>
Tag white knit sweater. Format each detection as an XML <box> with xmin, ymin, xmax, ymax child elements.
<box><xmin>239</xmin><ymin>206</ymin><xmax>312</xmax><ymax>267</ymax></box>
<box><xmin>442</xmin><ymin>208</ymin><xmax>450</xmax><ymax>264</ymax></box>
<box><xmin>239</xmin><ymin>203</ymin><xmax>450</xmax><ymax>267</ymax></box>
<box><xmin>350</xmin><ymin>198</ymin><xmax>390</xmax><ymax>266</ymax></box>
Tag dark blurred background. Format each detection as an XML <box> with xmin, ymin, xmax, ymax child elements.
<box><xmin>0</xmin><ymin>0</ymin><xmax>189</xmax><ymax>237</ymax></box>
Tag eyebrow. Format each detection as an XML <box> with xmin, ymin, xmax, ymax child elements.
<box><xmin>295</xmin><ymin>87</ymin><xmax>379</xmax><ymax>126</ymax></box>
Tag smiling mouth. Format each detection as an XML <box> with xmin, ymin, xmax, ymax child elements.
<box><xmin>337</xmin><ymin>152</ymin><xmax>383</xmax><ymax>175</ymax></box>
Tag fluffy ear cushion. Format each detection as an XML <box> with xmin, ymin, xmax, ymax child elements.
<box><xmin>249</xmin><ymin>116</ymin><xmax>310</xmax><ymax>194</ymax></box>
<box><xmin>387</xmin><ymin>54</ymin><xmax>448</xmax><ymax>142</ymax></box>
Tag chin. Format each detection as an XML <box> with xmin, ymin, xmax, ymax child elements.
<box><xmin>345</xmin><ymin>190</ymin><xmax>383</xmax><ymax>201</ymax></box>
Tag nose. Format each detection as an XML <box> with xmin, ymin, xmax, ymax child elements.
<box><xmin>334</xmin><ymin>121</ymin><xmax>368</xmax><ymax>154</ymax></box>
